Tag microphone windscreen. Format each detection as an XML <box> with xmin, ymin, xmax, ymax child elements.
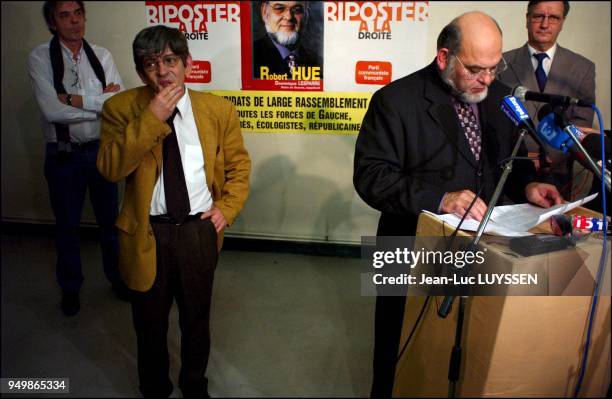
<box><xmin>581</xmin><ymin>133</ymin><xmax>611</xmax><ymax>160</ymax></box>
<box><xmin>537</xmin><ymin>104</ymin><xmax>554</xmax><ymax>121</ymax></box>
<box><xmin>512</xmin><ymin>86</ymin><xmax>528</xmax><ymax>100</ymax></box>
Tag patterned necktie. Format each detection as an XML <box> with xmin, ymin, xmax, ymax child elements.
<box><xmin>163</xmin><ymin>108</ymin><xmax>191</xmax><ymax>222</ymax></box>
<box><xmin>533</xmin><ymin>53</ymin><xmax>549</xmax><ymax>92</ymax></box>
<box><xmin>454</xmin><ymin>101</ymin><xmax>482</xmax><ymax>161</ymax></box>
<box><xmin>286</xmin><ymin>54</ymin><xmax>297</xmax><ymax>70</ymax></box>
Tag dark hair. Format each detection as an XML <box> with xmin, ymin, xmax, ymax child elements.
<box><xmin>527</xmin><ymin>1</ymin><xmax>570</xmax><ymax>18</ymax></box>
<box><xmin>437</xmin><ymin>14</ymin><xmax>503</xmax><ymax>54</ymax></box>
<box><xmin>132</xmin><ymin>25</ymin><xmax>189</xmax><ymax>74</ymax></box>
<box><xmin>437</xmin><ymin>20</ymin><xmax>462</xmax><ymax>53</ymax></box>
<box><xmin>43</xmin><ymin>1</ymin><xmax>85</xmax><ymax>35</ymax></box>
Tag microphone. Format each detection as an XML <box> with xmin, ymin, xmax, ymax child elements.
<box><xmin>500</xmin><ymin>95</ymin><xmax>550</xmax><ymax>165</ymax></box>
<box><xmin>536</xmin><ymin>105</ymin><xmax>611</xmax><ymax>161</ymax></box>
<box><xmin>537</xmin><ymin>106</ymin><xmax>611</xmax><ymax>191</ymax></box>
<box><xmin>513</xmin><ymin>86</ymin><xmax>593</xmax><ymax>108</ymax></box>
<box><xmin>582</xmin><ymin>133</ymin><xmax>611</xmax><ymax>163</ymax></box>
<box><xmin>535</xmin><ymin>111</ymin><xmax>577</xmax><ymax>153</ymax></box>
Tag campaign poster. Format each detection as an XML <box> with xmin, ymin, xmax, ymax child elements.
<box><xmin>324</xmin><ymin>1</ymin><xmax>429</xmax><ymax>92</ymax></box>
<box><xmin>144</xmin><ymin>1</ymin><xmax>429</xmax><ymax>134</ymax></box>
<box><xmin>241</xmin><ymin>1</ymin><xmax>324</xmax><ymax>91</ymax></box>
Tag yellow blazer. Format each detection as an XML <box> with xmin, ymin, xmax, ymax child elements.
<box><xmin>97</xmin><ymin>86</ymin><xmax>251</xmax><ymax>292</ymax></box>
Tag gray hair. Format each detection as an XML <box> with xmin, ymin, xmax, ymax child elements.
<box><xmin>132</xmin><ymin>25</ymin><xmax>189</xmax><ymax>73</ymax></box>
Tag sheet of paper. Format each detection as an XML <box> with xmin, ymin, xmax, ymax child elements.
<box><xmin>423</xmin><ymin>193</ymin><xmax>598</xmax><ymax>236</ymax></box>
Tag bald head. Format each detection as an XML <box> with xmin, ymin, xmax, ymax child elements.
<box><xmin>437</xmin><ymin>11</ymin><xmax>502</xmax><ymax>55</ymax></box>
<box><xmin>436</xmin><ymin>12</ymin><xmax>504</xmax><ymax>104</ymax></box>
<box><xmin>455</xmin><ymin>12</ymin><xmax>502</xmax><ymax>60</ymax></box>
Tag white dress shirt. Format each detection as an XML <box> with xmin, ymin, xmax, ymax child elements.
<box><xmin>150</xmin><ymin>90</ymin><xmax>213</xmax><ymax>216</ymax></box>
<box><xmin>27</xmin><ymin>39</ymin><xmax>123</xmax><ymax>143</ymax></box>
<box><xmin>528</xmin><ymin>43</ymin><xmax>557</xmax><ymax>77</ymax></box>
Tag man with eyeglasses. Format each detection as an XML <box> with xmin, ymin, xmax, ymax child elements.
<box><xmin>27</xmin><ymin>1</ymin><xmax>125</xmax><ymax>317</ymax></box>
<box><xmin>253</xmin><ymin>0</ymin><xmax>322</xmax><ymax>80</ymax></box>
<box><xmin>98</xmin><ymin>25</ymin><xmax>251</xmax><ymax>398</ymax></box>
<box><xmin>498</xmin><ymin>1</ymin><xmax>596</xmax><ymax>198</ymax></box>
<box><xmin>354</xmin><ymin>11</ymin><xmax>561</xmax><ymax>397</ymax></box>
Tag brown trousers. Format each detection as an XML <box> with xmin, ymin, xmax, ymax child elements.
<box><xmin>130</xmin><ymin>217</ymin><xmax>218</xmax><ymax>398</ymax></box>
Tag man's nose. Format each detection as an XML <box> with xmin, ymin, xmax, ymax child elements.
<box><xmin>157</xmin><ymin>61</ymin><xmax>170</xmax><ymax>76</ymax></box>
<box><xmin>478</xmin><ymin>72</ymin><xmax>495</xmax><ymax>85</ymax></box>
<box><xmin>281</xmin><ymin>8</ymin><xmax>297</xmax><ymax>19</ymax></box>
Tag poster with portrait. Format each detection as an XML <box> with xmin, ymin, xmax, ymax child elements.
<box><xmin>144</xmin><ymin>1</ymin><xmax>429</xmax><ymax>133</ymax></box>
<box><xmin>241</xmin><ymin>1</ymin><xmax>324</xmax><ymax>91</ymax></box>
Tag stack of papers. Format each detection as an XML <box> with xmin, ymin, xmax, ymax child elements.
<box><xmin>423</xmin><ymin>193</ymin><xmax>598</xmax><ymax>237</ymax></box>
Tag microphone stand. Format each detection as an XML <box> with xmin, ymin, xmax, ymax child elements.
<box><xmin>553</xmin><ymin>107</ymin><xmax>611</xmax><ymax>192</ymax></box>
<box><xmin>438</xmin><ymin>129</ymin><xmax>527</xmax><ymax>397</ymax></box>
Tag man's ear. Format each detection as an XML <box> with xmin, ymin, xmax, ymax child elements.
<box><xmin>136</xmin><ymin>68</ymin><xmax>148</xmax><ymax>86</ymax></box>
<box><xmin>260</xmin><ymin>1</ymin><xmax>268</xmax><ymax>22</ymax></box>
<box><xmin>525</xmin><ymin>12</ymin><xmax>529</xmax><ymax>30</ymax></box>
<box><xmin>436</xmin><ymin>48</ymin><xmax>450</xmax><ymax>71</ymax></box>
<box><xmin>184</xmin><ymin>54</ymin><xmax>193</xmax><ymax>77</ymax></box>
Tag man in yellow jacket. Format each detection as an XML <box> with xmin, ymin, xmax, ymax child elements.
<box><xmin>97</xmin><ymin>25</ymin><xmax>250</xmax><ymax>398</ymax></box>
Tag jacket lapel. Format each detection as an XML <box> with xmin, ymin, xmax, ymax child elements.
<box><xmin>188</xmin><ymin>89</ymin><xmax>217</xmax><ymax>190</ymax></box>
<box><xmin>545</xmin><ymin>45</ymin><xmax>570</xmax><ymax>96</ymax></box>
<box><xmin>511</xmin><ymin>44</ymin><xmax>544</xmax><ymax>121</ymax></box>
<box><xmin>135</xmin><ymin>87</ymin><xmax>164</xmax><ymax>175</ymax></box>
<box><xmin>424</xmin><ymin>68</ymin><xmax>478</xmax><ymax>168</ymax></box>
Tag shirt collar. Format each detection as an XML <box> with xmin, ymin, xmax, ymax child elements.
<box><xmin>527</xmin><ymin>42</ymin><xmax>557</xmax><ymax>60</ymax></box>
<box><xmin>176</xmin><ymin>88</ymin><xmax>191</xmax><ymax>119</ymax></box>
<box><xmin>59</xmin><ymin>39</ymin><xmax>84</xmax><ymax>62</ymax></box>
<box><xmin>270</xmin><ymin>36</ymin><xmax>296</xmax><ymax>60</ymax></box>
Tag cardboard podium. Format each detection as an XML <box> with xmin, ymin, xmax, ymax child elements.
<box><xmin>393</xmin><ymin>209</ymin><xmax>611</xmax><ymax>397</ymax></box>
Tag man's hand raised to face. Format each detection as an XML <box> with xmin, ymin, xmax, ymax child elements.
<box><xmin>149</xmin><ymin>83</ymin><xmax>183</xmax><ymax>122</ymax></box>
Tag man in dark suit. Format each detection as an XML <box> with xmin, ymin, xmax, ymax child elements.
<box><xmin>354</xmin><ymin>11</ymin><xmax>562</xmax><ymax>397</ymax></box>
<box><xmin>253</xmin><ymin>1</ymin><xmax>322</xmax><ymax>80</ymax></box>
<box><xmin>498</xmin><ymin>1</ymin><xmax>596</xmax><ymax>197</ymax></box>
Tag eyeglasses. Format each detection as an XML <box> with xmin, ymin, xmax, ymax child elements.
<box><xmin>453</xmin><ymin>54</ymin><xmax>507</xmax><ymax>80</ymax></box>
<box><xmin>142</xmin><ymin>55</ymin><xmax>182</xmax><ymax>72</ymax></box>
<box><xmin>267</xmin><ymin>2</ymin><xmax>305</xmax><ymax>16</ymax></box>
<box><xmin>529</xmin><ymin>13</ymin><xmax>563</xmax><ymax>24</ymax></box>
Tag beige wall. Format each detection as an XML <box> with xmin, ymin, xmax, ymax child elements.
<box><xmin>2</xmin><ymin>1</ymin><xmax>610</xmax><ymax>244</ymax></box>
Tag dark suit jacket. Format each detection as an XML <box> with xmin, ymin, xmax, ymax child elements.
<box><xmin>498</xmin><ymin>44</ymin><xmax>596</xmax><ymax>174</ymax></box>
<box><xmin>354</xmin><ymin>61</ymin><xmax>536</xmax><ymax>236</ymax></box>
<box><xmin>253</xmin><ymin>34</ymin><xmax>322</xmax><ymax>79</ymax></box>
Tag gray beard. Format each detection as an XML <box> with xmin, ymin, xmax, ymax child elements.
<box><xmin>441</xmin><ymin>60</ymin><xmax>488</xmax><ymax>104</ymax></box>
<box><xmin>265</xmin><ymin>23</ymin><xmax>299</xmax><ymax>48</ymax></box>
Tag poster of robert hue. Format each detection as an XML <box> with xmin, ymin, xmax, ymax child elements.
<box><xmin>240</xmin><ymin>1</ymin><xmax>324</xmax><ymax>91</ymax></box>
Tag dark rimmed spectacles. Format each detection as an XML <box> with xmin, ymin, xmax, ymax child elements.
<box><xmin>142</xmin><ymin>55</ymin><xmax>182</xmax><ymax>72</ymax></box>
<box><xmin>267</xmin><ymin>2</ymin><xmax>305</xmax><ymax>16</ymax></box>
<box><xmin>529</xmin><ymin>13</ymin><xmax>563</xmax><ymax>24</ymax></box>
<box><xmin>453</xmin><ymin>54</ymin><xmax>507</xmax><ymax>80</ymax></box>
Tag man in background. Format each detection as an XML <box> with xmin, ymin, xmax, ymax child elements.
<box><xmin>98</xmin><ymin>25</ymin><xmax>250</xmax><ymax>398</ymax></box>
<box><xmin>27</xmin><ymin>0</ymin><xmax>124</xmax><ymax>317</ymax></box>
<box><xmin>253</xmin><ymin>0</ymin><xmax>322</xmax><ymax>79</ymax></box>
<box><xmin>354</xmin><ymin>11</ymin><xmax>561</xmax><ymax>396</ymax></box>
<box><xmin>498</xmin><ymin>1</ymin><xmax>596</xmax><ymax>198</ymax></box>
